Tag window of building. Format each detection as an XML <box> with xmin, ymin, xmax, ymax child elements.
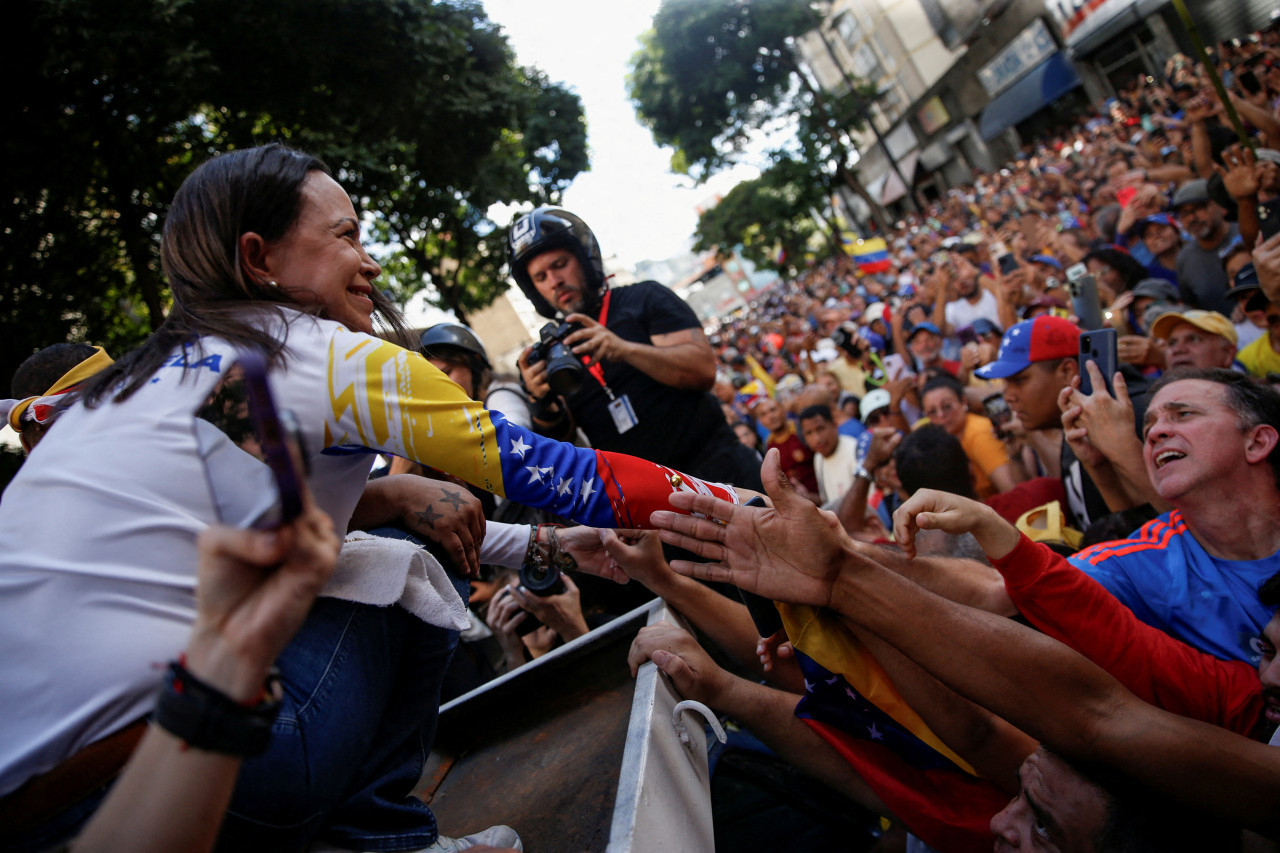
<box><xmin>835</xmin><ymin>10</ymin><xmax>862</xmax><ymax>50</ymax></box>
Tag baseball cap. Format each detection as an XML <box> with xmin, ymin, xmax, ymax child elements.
<box><xmin>1130</xmin><ymin>213</ymin><xmax>1177</xmax><ymax>239</ymax></box>
<box><xmin>1149</xmin><ymin>309</ymin><xmax>1238</xmax><ymax>345</ymax></box>
<box><xmin>906</xmin><ymin>318</ymin><xmax>947</xmax><ymax>338</ymax></box>
<box><xmin>863</xmin><ymin>302</ymin><xmax>888</xmax><ymax>324</ymax></box>
<box><xmin>1227</xmin><ymin>262</ymin><xmax>1261</xmax><ymax>296</ymax></box>
<box><xmin>1131</xmin><ymin>277</ymin><xmax>1181</xmax><ymax>302</ymax></box>
<box><xmin>907</xmin><ymin>321</ymin><xmax>942</xmax><ymax>341</ymax></box>
<box><xmin>860</xmin><ymin>388</ymin><xmax>893</xmax><ymax>421</ymax></box>
<box><xmin>975</xmin><ymin>315</ymin><xmax>1081</xmax><ymax>380</ymax></box>
<box><xmin>1171</xmin><ymin>178</ymin><xmax>1210</xmax><ymax>209</ymax></box>
<box><xmin>1030</xmin><ymin>254</ymin><xmax>1062</xmax><ymax>271</ymax></box>
<box><xmin>971</xmin><ymin>318</ymin><xmax>1003</xmax><ymax>337</ymax></box>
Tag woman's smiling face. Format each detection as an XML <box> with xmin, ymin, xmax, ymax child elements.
<box><xmin>262</xmin><ymin>171</ymin><xmax>381</xmax><ymax>333</ymax></box>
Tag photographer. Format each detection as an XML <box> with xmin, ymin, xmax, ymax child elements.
<box><xmin>511</xmin><ymin>207</ymin><xmax>761</xmax><ymax>490</ymax></box>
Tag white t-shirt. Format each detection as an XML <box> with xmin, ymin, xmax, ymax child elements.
<box><xmin>945</xmin><ymin>290</ymin><xmax>1000</xmax><ymax>333</ymax></box>
<box><xmin>813</xmin><ymin>434</ymin><xmax>860</xmax><ymax>505</ymax></box>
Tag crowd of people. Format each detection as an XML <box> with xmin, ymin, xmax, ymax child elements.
<box><xmin>5</xmin><ymin>20</ymin><xmax>1280</xmax><ymax>853</ymax></box>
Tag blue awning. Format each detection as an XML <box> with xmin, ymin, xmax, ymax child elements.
<box><xmin>978</xmin><ymin>52</ymin><xmax>1082</xmax><ymax>141</ymax></box>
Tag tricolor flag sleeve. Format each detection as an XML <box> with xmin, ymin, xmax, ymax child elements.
<box><xmin>320</xmin><ymin>332</ymin><xmax>738</xmax><ymax>528</ymax></box>
<box><xmin>781</xmin><ymin>604</ymin><xmax>1008</xmax><ymax>853</ymax></box>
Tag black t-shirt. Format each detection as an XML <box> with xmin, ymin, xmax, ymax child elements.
<box><xmin>559</xmin><ymin>281</ymin><xmax>743</xmax><ymax>480</ymax></box>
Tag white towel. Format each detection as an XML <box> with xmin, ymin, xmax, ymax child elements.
<box><xmin>321</xmin><ymin>532</ymin><xmax>470</xmax><ymax>631</ymax></box>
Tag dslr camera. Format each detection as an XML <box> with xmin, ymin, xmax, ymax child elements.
<box><xmin>528</xmin><ymin>321</ymin><xmax>589</xmax><ymax>396</ymax></box>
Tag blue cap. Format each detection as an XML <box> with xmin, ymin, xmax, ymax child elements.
<box><xmin>907</xmin><ymin>321</ymin><xmax>942</xmax><ymax>340</ymax></box>
<box><xmin>975</xmin><ymin>315</ymin><xmax>1081</xmax><ymax>380</ymax></box>
<box><xmin>1030</xmin><ymin>254</ymin><xmax>1062</xmax><ymax>271</ymax></box>
<box><xmin>1131</xmin><ymin>212</ymin><xmax>1177</xmax><ymax>239</ymax></box>
<box><xmin>971</xmin><ymin>318</ymin><xmax>1003</xmax><ymax>337</ymax></box>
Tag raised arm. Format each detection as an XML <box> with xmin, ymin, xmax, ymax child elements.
<box><xmin>650</xmin><ymin>453</ymin><xmax>1280</xmax><ymax>834</ymax></box>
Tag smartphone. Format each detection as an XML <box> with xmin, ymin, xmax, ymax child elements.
<box><xmin>1079</xmin><ymin>329</ymin><xmax>1118</xmax><ymax>397</ymax></box>
<box><xmin>982</xmin><ymin>392</ymin><xmax>1012</xmax><ymax>429</ymax></box>
<box><xmin>957</xmin><ymin>325</ymin><xmax>980</xmax><ymax>346</ymax></box>
<box><xmin>1068</xmin><ymin>273</ymin><xmax>1106</xmax><ymax>331</ymax></box>
<box><xmin>1239</xmin><ymin>69</ymin><xmax>1262</xmax><ymax>95</ymax></box>
<box><xmin>238</xmin><ymin>352</ymin><xmax>305</xmax><ymax>525</ymax></box>
<box><xmin>1259</xmin><ymin>197</ymin><xmax>1280</xmax><ymax>242</ymax></box>
<box><xmin>193</xmin><ymin>352</ymin><xmax>306</xmax><ymax>529</ymax></box>
<box><xmin>737</xmin><ymin>497</ymin><xmax>784</xmax><ymax>639</ymax></box>
<box><xmin>997</xmin><ymin>253</ymin><xmax>1019</xmax><ymax>276</ymax></box>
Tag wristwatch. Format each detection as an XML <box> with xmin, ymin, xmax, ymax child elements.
<box><xmin>853</xmin><ymin>464</ymin><xmax>874</xmax><ymax>484</ymax></box>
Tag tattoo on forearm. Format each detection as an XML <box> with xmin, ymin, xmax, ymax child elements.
<box><xmin>415</xmin><ymin>504</ymin><xmax>443</xmax><ymax>528</ymax></box>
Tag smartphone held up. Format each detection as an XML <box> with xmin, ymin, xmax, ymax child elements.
<box><xmin>193</xmin><ymin>351</ymin><xmax>308</xmax><ymax>530</ymax></box>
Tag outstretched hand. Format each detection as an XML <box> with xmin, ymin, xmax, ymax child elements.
<box><xmin>596</xmin><ymin>528</ymin><xmax>674</xmax><ymax>592</ymax></box>
<box><xmin>892</xmin><ymin>488</ymin><xmax>1019</xmax><ymax>562</ymax></box>
<box><xmin>627</xmin><ymin>620</ymin><xmax>734</xmax><ymax>708</ymax></box>
<box><xmin>649</xmin><ymin>448</ymin><xmax>849</xmax><ymax>609</ymax></box>
<box><xmin>556</xmin><ymin>525</ymin><xmax>630</xmax><ymax>584</ymax></box>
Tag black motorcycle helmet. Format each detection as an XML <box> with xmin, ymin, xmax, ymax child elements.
<box><xmin>508</xmin><ymin>207</ymin><xmax>606</xmax><ymax>319</ymax></box>
<box><xmin>419</xmin><ymin>322</ymin><xmax>492</xmax><ymax>399</ymax></box>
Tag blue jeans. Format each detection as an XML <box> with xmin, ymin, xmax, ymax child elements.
<box><xmin>217</xmin><ymin>528</ymin><xmax>469</xmax><ymax>852</ymax></box>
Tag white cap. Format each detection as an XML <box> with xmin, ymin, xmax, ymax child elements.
<box><xmin>860</xmin><ymin>388</ymin><xmax>892</xmax><ymax>421</ymax></box>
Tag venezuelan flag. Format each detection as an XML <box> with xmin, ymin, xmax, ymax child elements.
<box><xmin>852</xmin><ymin>237</ymin><xmax>892</xmax><ymax>274</ymax></box>
<box><xmin>781</xmin><ymin>604</ymin><xmax>1009</xmax><ymax>853</ymax></box>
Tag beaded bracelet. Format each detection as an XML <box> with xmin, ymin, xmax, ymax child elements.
<box><xmin>153</xmin><ymin>657</ymin><xmax>281</xmax><ymax>756</ymax></box>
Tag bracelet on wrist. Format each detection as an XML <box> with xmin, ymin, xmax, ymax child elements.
<box><xmin>153</xmin><ymin>657</ymin><xmax>281</xmax><ymax>756</ymax></box>
<box><xmin>520</xmin><ymin>524</ymin><xmax>574</xmax><ymax>595</ymax></box>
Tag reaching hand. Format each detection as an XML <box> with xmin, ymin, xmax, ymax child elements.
<box><xmin>627</xmin><ymin>621</ymin><xmax>734</xmax><ymax>708</ymax></box>
<box><xmin>396</xmin><ymin>476</ymin><xmax>485</xmax><ymax>577</ymax></box>
<box><xmin>755</xmin><ymin>628</ymin><xmax>795</xmax><ymax>674</ymax></box>
<box><xmin>892</xmin><ymin>489</ymin><xmax>1019</xmax><ymax>562</ymax></box>
<box><xmin>649</xmin><ymin>448</ymin><xmax>849</xmax><ymax>609</ymax></box>
<box><xmin>1116</xmin><ymin>335</ymin><xmax>1164</xmax><ymax>368</ymax></box>
<box><xmin>1219</xmin><ymin>144</ymin><xmax>1259</xmax><ymax>200</ymax></box>
<box><xmin>863</xmin><ymin>427</ymin><xmax>903</xmax><ymax>470</ymax></box>
<box><xmin>596</xmin><ymin>528</ymin><xmax>675</xmax><ymax>592</ymax></box>
<box><xmin>556</xmin><ymin>525</ymin><xmax>629</xmax><ymax>584</ymax></box>
<box><xmin>1253</xmin><ymin>230</ymin><xmax>1280</xmax><ymax>305</ymax></box>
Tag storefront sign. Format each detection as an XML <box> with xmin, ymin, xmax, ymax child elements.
<box><xmin>978</xmin><ymin>19</ymin><xmax>1056</xmax><ymax>96</ymax></box>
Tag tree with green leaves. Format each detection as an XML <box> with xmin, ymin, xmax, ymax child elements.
<box><xmin>692</xmin><ymin>155</ymin><xmax>836</xmax><ymax>276</ymax></box>
<box><xmin>2</xmin><ymin>0</ymin><xmax>587</xmax><ymax>379</ymax></box>
<box><xmin>628</xmin><ymin>0</ymin><xmax>886</xmax><ymax>235</ymax></box>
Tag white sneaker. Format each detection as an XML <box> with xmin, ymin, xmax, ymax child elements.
<box><xmin>309</xmin><ymin>825</ymin><xmax>523</xmax><ymax>853</ymax></box>
<box><xmin>417</xmin><ymin>824</ymin><xmax>523</xmax><ymax>852</ymax></box>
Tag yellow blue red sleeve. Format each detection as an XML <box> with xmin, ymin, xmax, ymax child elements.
<box><xmin>320</xmin><ymin>332</ymin><xmax>737</xmax><ymax>528</ymax></box>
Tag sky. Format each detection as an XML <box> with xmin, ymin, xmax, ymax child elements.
<box><xmin>480</xmin><ymin>0</ymin><xmax>762</xmax><ymax>269</ymax></box>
